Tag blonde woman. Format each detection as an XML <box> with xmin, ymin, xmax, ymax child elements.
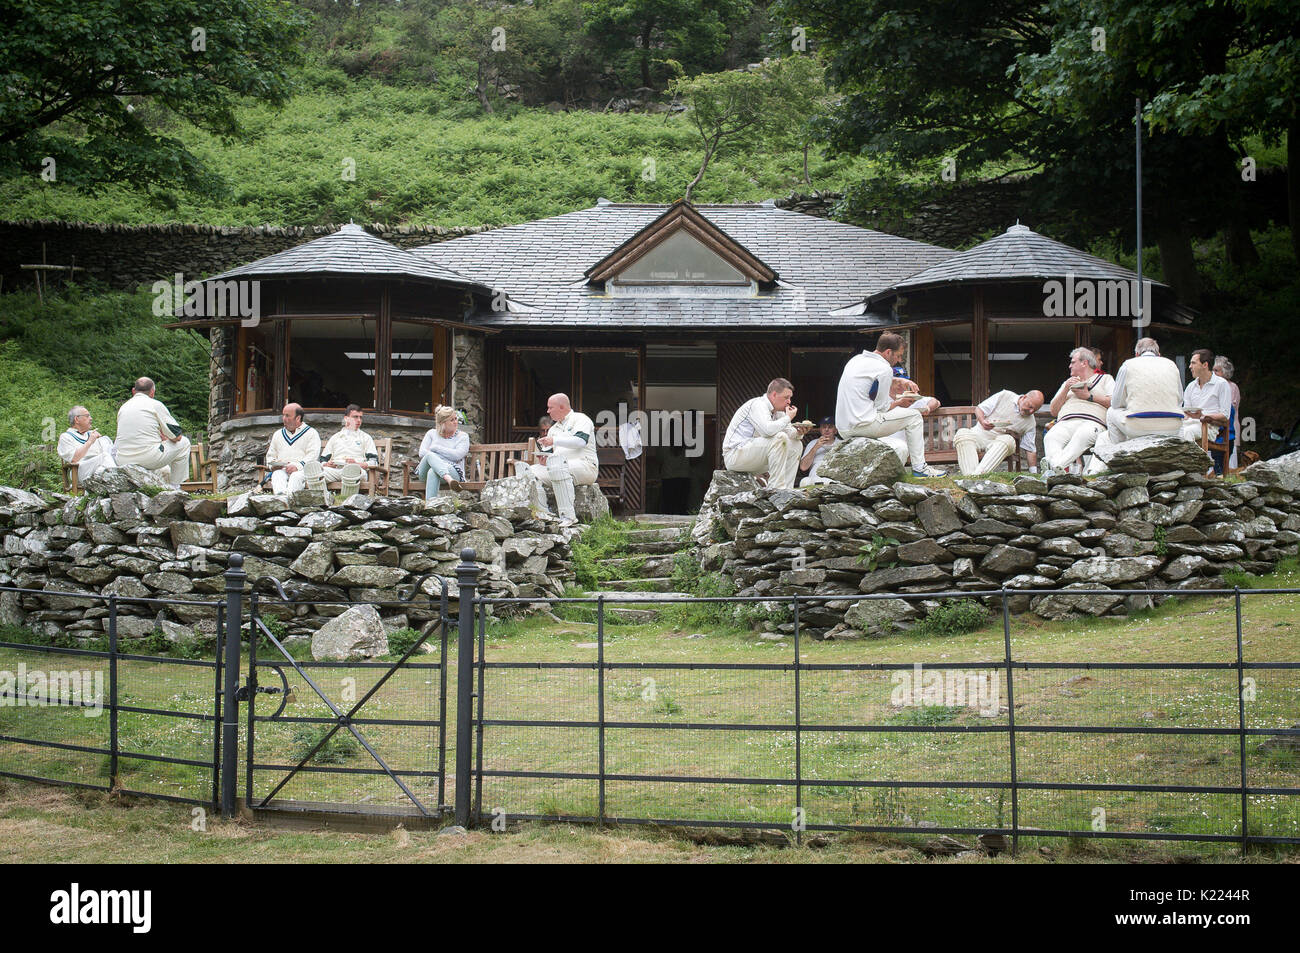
<box><xmin>415</xmin><ymin>405</ymin><xmax>469</xmax><ymax>496</ymax></box>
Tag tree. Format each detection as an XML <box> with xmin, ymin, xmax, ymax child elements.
<box><xmin>777</xmin><ymin>0</ymin><xmax>1299</xmax><ymax>302</ymax></box>
<box><xmin>0</xmin><ymin>0</ymin><xmax>306</xmax><ymax>193</ymax></box>
<box><xmin>670</xmin><ymin>67</ymin><xmax>769</xmax><ymax>201</ymax></box>
<box><xmin>583</xmin><ymin>0</ymin><xmax>750</xmax><ymax>91</ymax></box>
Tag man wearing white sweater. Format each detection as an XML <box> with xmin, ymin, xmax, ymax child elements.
<box><xmin>1087</xmin><ymin>338</ymin><xmax>1185</xmax><ymax>473</ymax></box>
<box><xmin>116</xmin><ymin>378</ymin><xmax>191</xmax><ymax>487</ymax></box>
<box><xmin>515</xmin><ymin>393</ymin><xmax>598</xmax><ymax>522</ymax></box>
<box><xmin>321</xmin><ymin>404</ymin><xmax>378</xmax><ymax>498</ymax></box>
<box><xmin>264</xmin><ymin>403</ymin><xmax>322</xmax><ymax>496</ymax></box>
<box><xmin>723</xmin><ymin>378</ymin><xmax>803</xmax><ymax>489</ymax></box>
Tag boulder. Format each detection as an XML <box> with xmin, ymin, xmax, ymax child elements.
<box><xmin>1031</xmin><ymin>584</ymin><xmax>1125</xmax><ymax>620</ymax></box>
<box><xmin>1242</xmin><ymin>450</ymin><xmax>1300</xmax><ymax>493</ymax></box>
<box><xmin>480</xmin><ymin>475</ymin><xmax>547</xmax><ymax>521</ymax></box>
<box><xmin>291</xmin><ymin>541</ymin><xmax>336</xmax><ymax>583</ymax></box>
<box><xmin>143</xmin><ymin>490</ymin><xmax>189</xmax><ymax>518</ymax></box>
<box><xmin>980</xmin><ymin>545</ymin><xmax>1037</xmax><ymax>576</ymax></box>
<box><xmin>692</xmin><ymin>470</ymin><xmax>761</xmax><ymax>544</ymax></box>
<box><xmin>82</xmin><ymin>465</ymin><xmax>170</xmax><ymax>496</ymax></box>
<box><xmin>327</xmin><ymin>565</ymin><xmax>409</xmax><ymax>589</ymax></box>
<box><xmin>170</xmin><ymin>521</ymin><xmax>221</xmax><ymax>548</ymax></box>
<box><xmin>1095</xmin><ymin>435</ymin><xmax>1213</xmax><ymax>474</ymax></box>
<box><xmin>1061</xmin><ymin>555</ymin><xmax>1162</xmax><ymax>585</ymax></box>
<box><xmin>311</xmin><ymin>604</ymin><xmax>390</xmax><ymax>660</ymax></box>
<box><xmin>844</xmin><ymin>597</ymin><xmax>918</xmax><ymax>636</ymax></box>
<box><xmin>815</xmin><ymin>438</ymin><xmax>906</xmax><ymax>489</ymax></box>
<box><xmin>543</xmin><ymin>483</ymin><xmax>610</xmax><ymax>523</ymax></box>
<box><xmin>915</xmin><ymin>493</ymin><xmax>963</xmax><ymax>536</ymax></box>
<box><xmin>858</xmin><ymin>564</ymin><xmax>951</xmax><ymax>593</ymax></box>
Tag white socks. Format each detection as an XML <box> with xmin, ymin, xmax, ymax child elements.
<box><xmin>549</xmin><ymin>456</ymin><xmax>577</xmax><ymax>522</ymax></box>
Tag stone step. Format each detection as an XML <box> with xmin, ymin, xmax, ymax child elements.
<box><xmin>607</xmin><ymin>607</ymin><xmax>660</xmax><ymax>623</ymax></box>
<box><xmin>632</xmin><ymin>514</ymin><xmax>694</xmax><ymax>526</ymax></box>
<box><xmin>623</xmin><ymin>539</ymin><xmax>683</xmax><ymax>556</ymax></box>
<box><xmin>604</xmin><ymin>554</ymin><xmax>676</xmax><ymax>575</ymax></box>
<box><xmin>624</xmin><ymin>527</ymin><xmax>685</xmax><ymax>544</ymax></box>
<box><xmin>599</xmin><ymin>576</ymin><xmax>677</xmax><ymax>592</ymax></box>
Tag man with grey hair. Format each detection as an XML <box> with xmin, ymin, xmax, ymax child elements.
<box><xmin>1043</xmin><ymin>347</ymin><xmax>1113</xmax><ymax>474</ymax></box>
<box><xmin>1087</xmin><ymin>337</ymin><xmax>1184</xmax><ymax>473</ymax></box>
<box><xmin>116</xmin><ymin>377</ymin><xmax>191</xmax><ymax>486</ymax></box>
<box><xmin>57</xmin><ymin>406</ymin><xmax>118</xmax><ymax>483</ymax></box>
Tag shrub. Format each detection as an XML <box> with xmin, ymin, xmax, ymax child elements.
<box><xmin>290</xmin><ymin>725</ymin><xmax>360</xmax><ymax>765</ymax></box>
<box><xmin>386</xmin><ymin>626</ymin><xmax>424</xmax><ymax>657</ymax></box>
<box><xmin>569</xmin><ymin>516</ymin><xmax>631</xmax><ymax>589</ymax></box>
<box><xmin>915</xmin><ymin>600</ymin><xmax>989</xmax><ymax>638</ymax></box>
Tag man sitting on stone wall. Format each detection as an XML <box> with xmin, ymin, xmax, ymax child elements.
<box><xmin>513</xmin><ymin>393</ymin><xmax>598</xmax><ymax>523</ymax></box>
<box><xmin>953</xmin><ymin>389</ymin><xmax>1044</xmax><ymax>475</ymax></box>
<box><xmin>265</xmin><ymin>403</ymin><xmax>323</xmax><ymax>497</ymax></box>
<box><xmin>878</xmin><ymin>370</ymin><xmax>945</xmax><ymax>472</ymax></box>
<box><xmin>321</xmin><ymin>404</ymin><xmax>377</xmax><ymax>500</ymax></box>
<box><xmin>116</xmin><ymin>377</ymin><xmax>191</xmax><ymax>487</ymax></box>
<box><xmin>722</xmin><ymin>377</ymin><xmax>803</xmax><ymax>489</ymax></box>
<box><xmin>835</xmin><ymin>332</ymin><xmax>945</xmax><ymax>478</ymax></box>
<box><xmin>58</xmin><ymin>406</ymin><xmax>118</xmax><ymax>484</ymax></box>
<box><xmin>1042</xmin><ymin>347</ymin><xmax>1114</xmax><ymax>476</ymax></box>
<box><xmin>1087</xmin><ymin>337</ymin><xmax>1185</xmax><ymax>474</ymax></box>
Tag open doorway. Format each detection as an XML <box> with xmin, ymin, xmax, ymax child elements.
<box><xmin>644</xmin><ymin>343</ymin><xmax>716</xmax><ymax>514</ymax></box>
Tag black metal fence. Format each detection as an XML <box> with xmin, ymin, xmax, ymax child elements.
<box><xmin>3</xmin><ymin>552</ymin><xmax>1300</xmax><ymax>855</ymax></box>
<box><xmin>0</xmin><ymin>586</ymin><xmax>224</xmax><ymax>807</ymax></box>
<box><xmin>456</xmin><ymin>556</ymin><xmax>1300</xmax><ymax>853</ymax></box>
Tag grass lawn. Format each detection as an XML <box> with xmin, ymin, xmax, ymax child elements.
<box><xmin>2</xmin><ymin>562</ymin><xmax>1299</xmax><ymax>862</ymax></box>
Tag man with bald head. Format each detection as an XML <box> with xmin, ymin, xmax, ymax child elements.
<box><xmin>514</xmin><ymin>393</ymin><xmax>598</xmax><ymax>522</ymax></box>
<box><xmin>264</xmin><ymin>403</ymin><xmax>323</xmax><ymax>496</ymax></box>
<box><xmin>953</xmin><ymin>389</ymin><xmax>1044</xmax><ymax>475</ymax></box>
<box><xmin>116</xmin><ymin>377</ymin><xmax>191</xmax><ymax>487</ymax></box>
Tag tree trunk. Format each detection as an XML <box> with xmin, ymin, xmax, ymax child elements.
<box><xmin>803</xmin><ymin>141</ymin><xmax>811</xmax><ymax>185</ymax></box>
<box><xmin>1223</xmin><ymin>219</ymin><xmax>1260</xmax><ymax>270</ymax></box>
<box><xmin>640</xmin><ymin>18</ymin><xmax>655</xmax><ymax>90</ymax></box>
<box><xmin>1156</xmin><ymin>219</ymin><xmax>1202</xmax><ymax>310</ymax></box>
<box><xmin>476</xmin><ymin>61</ymin><xmax>493</xmax><ymax>115</ymax></box>
<box><xmin>1291</xmin><ymin>114</ymin><xmax>1300</xmax><ymax>268</ymax></box>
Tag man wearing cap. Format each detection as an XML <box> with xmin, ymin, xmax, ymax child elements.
<box><xmin>798</xmin><ymin>417</ymin><xmax>839</xmax><ymax>485</ymax></box>
<box><xmin>116</xmin><ymin>377</ymin><xmax>191</xmax><ymax>487</ymax></box>
<box><xmin>953</xmin><ymin>390</ymin><xmax>1044</xmax><ymax>475</ymax></box>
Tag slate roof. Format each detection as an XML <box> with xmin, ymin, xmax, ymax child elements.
<box><xmin>206</xmin><ymin>223</ymin><xmax>491</xmax><ymax>293</ymax></box>
<box><xmin>867</xmin><ymin>224</ymin><xmax>1168</xmax><ymax>300</ymax></box>
<box><xmin>408</xmin><ymin>202</ymin><xmax>958</xmax><ymax>330</ymax></box>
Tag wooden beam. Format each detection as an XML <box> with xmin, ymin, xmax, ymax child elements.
<box><xmin>913</xmin><ymin>324</ymin><xmax>935</xmax><ymax>398</ymax></box>
<box><xmin>971</xmin><ymin>288</ymin><xmax>989</xmax><ymax>402</ymax></box>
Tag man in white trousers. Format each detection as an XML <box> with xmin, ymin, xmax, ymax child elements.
<box><xmin>835</xmin><ymin>332</ymin><xmax>944</xmax><ymax>477</ymax></box>
<box><xmin>264</xmin><ymin>403</ymin><xmax>323</xmax><ymax>496</ymax></box>
<box><xmin>515</xmin><ymin>393</ymin><xmax>598</xmax><ymax>523</ymax></box>
<box><xmin>58</xmin><ymin>406</ymin><xmax>118</xmax><ymax>484</ymax></box>
<box><xmin>954</xmin><ymin>390</ymin><xmax>1044</xmax><ymax>475</ymax></box>
<box><xmin>1087</xmin><ymin>338</ymin><xmax>1184</xmax><ymax>473</ymax></box>
<box><xmin>116</xmin><ymin>378</ymin><xmax>191</xmax><ymax>487</ymax></box>
<box><xmin>722</xmin><ymin>378</ymin><xmax>803</xmax><ymax>489</ymax></box>
<box><xmin>1042</xmin><ymin>347</ymin><xmax>1113</xmax><ymax>475</ymax></box>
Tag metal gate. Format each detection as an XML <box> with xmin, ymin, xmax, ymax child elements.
<box><xmin>239</xmin><ymin>569</ymin><xmax>452</xmax><ymax>820</ymax></box>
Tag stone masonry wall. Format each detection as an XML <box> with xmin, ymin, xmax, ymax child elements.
<box><xmin>696</xmin><ymin>440</ymin><xmax>1300</xmax><ymax>640</ymax></box>
<box><xmin>0</xmin><ymin>468</ymin><xmax>577</xmax><ymax>654</ymax></box>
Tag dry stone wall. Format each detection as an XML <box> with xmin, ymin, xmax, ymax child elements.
<box><xmin>697</xmin><ymin>438</ymin><xmax>1300</xmax><ymax>640</ymax></box>
<box><xmin>0</xmin><ymin>468</ymin><xmax>578</xmax><ymax>657</ymax></box>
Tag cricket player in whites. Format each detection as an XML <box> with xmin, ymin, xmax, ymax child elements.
<box><xmin>515</xmin><ymin>393</ymin><xmax>598</xmax><ymax>523</ymax></box>
<box><xmin>116</xmin><ymin>377</ymin><xmax>190</xmax><ymax>487</ymax></box>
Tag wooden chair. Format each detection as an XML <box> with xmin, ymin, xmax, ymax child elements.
<box><xmin>1201</xmin><ymin>409</ymin><xmax>1241</xmax><ymax>477</ymax></box>
<box><xmin>596</xmin><ymin>446</ymin><xmax>629</xmax><ymax>511</ymax></box>
<box><xmin>924</xmin><ymin>406</ymin><xmax>1025</xmax><ymax>472</ymax></box>
<box><xmin>401</xmin><ymin>439</ymin><xmax>537</xmax><ymax>497</ymax></box>
<box><xmin>63</xmin><ymin>442</ymin><xmax>217</xmax><ymax>495</ymax></box>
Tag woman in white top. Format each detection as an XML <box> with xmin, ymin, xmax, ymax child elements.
<box><xmin>415</xmin><ymin>405</ymin><xmax>470</xmax><ymax>496</ymax></box>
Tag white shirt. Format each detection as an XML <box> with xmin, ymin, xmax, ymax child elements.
<box><xmin>803</xmin><ymin>435</ymin><xmax>839</xmax><ymax>477</ymax></box>
<box><xmin>977</xmin><ymin>391</ymin><xmax>1038</xmax><ymax>454</ymax></box>
<box><xmin>265</xmin><ymin>423</ymin><xmax>321</xmax><ymax>468</ymax></box>
<box><xmin>323</xmin><ymin>428</ymin><xmax>378</xmax><ymax>466</ymax></box>
<box><xmin>116</xmin><ymin>392</ymin><xmax>183</xmax><ymax>459</ymax></box>
<box><xmin>724</xmin><ymin>395</ymin><xmax>795</xmax><ymax>454</ymax></box>
<box><xmin>835</xmin><ymin>350</ymin><xmax>895</xmax><ymax>433</ymax></box>
<box><xmin>418</xmin><ymin>428</ymin><xmax>469</xmax><ymax>465</ymax></box>
<box><xmin>1183</xmin><ymin>374</ymin><xmax>1232</xmax><ymax>422</ymax></box>
<box><xmin>547</xmin><ymin>410</ymin><xmax>599</xmax><ymax>470</ymax></box>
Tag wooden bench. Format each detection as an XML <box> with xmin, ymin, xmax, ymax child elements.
<box><xmin>923</xmin><ymin>406</ymin><xmax>1026</xmax><ymax>472</ymax></box>
<box><xmin>62</xmin><ymin>442</ymin><xmax>216</xmax><ymax>495</ymax></box>
<box><xmin>402</xmin><ymin>439</ymin><xmax>537</xmax><ymax>497</ymax></box>
<box><xmin>597</xmin><ymin>446</ymin><xmax>629</xmax><ymax>511</ymax></box>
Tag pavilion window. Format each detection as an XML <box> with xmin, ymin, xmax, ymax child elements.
<box><xmin>391</xmin><ymin>321</ymin><xmax>449</xmax><ymax>414</ymax></box>
<box><xmin>510</xmin><ymin>347</ymin><xmax>570</xmax><ymax>430</ymax></box>
<box><xmin>287</xmin><ymin>317</ymin><xmax>377</xmax><ymax>409</ymax></box>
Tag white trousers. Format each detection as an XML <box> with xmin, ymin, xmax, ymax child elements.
<box><xmin>76</xmin><ymin>438</ymin><xmax>119</xmax><ymax>483</ymax></box>
<box><xmin>1180</xmin><ymin>419</ymin><xmax>1219</xmax><ymax>445</ymax></box>
<box><xmin>1043</xmin><ymin>418</ymin><xmax>1103</xmax><ymax>470</ymax></box>
<box><xmin>270</xmin><ymin>468</ymin><xmax>306</xmax><ymax>495</ymax></box>
<box><xmin>525</xmin><ymin>459</ymin><xmax>598</xmax><ymax>486</ymax></box>
<box><xmin>841</xmin><ymin>407</ymin><xmax>928</xmax><ymax>470</ymax></box>
<box><xmin>118</xmin><ymin>436</ymin><xmax>191</xmax><ymax>486</ymax></box>
<box><xmin>953</xmin><ymin>426</ymin><xmax>1016</xmax><ymax>475</ymax></box>
<box><xmin>723</xmin><ymin>433</ymin><xmax>801</xmax><ymax>489</ymax></box>
<box><xmin>1104</xmin><ymin>406</ymin><xmax>1183</xmax><ymax>444</ymax></box>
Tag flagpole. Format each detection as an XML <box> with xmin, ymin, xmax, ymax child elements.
<box><xmin>1135</xmin><ymin>97</ymin><xmax>1144</xmax><ymax>327</ymax></box>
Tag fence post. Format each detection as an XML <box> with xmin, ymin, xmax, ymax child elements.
<box><xmin>1234</xmin><ymin>587</ymin><xmax>1249</xmax><ymax>856</ymax></box>
<box><xmin>455</xmin><ymin>548</ymin><xmax>480</xmax><ymax>828</ymax></box>
<box><xmin>221</xmin><ymin>552</ymin><xmax>246</xmax><ymax>819</ymax></box>
<box><xmin>1001</xmin><ymin>588</ymin><xmax>1019</xmax><ymax>856</ymax></box>
<box><xmin>107</xmin><ymin>596</ymin><xmax>118</xmax><ymax>793</ymax></box>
